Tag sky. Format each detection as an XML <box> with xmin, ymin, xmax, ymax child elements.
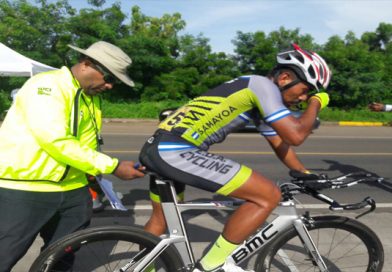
<box><xmin>64</xmin><ymin>0</ymin><xmax>392</xmax><ymax>54</ymax></box>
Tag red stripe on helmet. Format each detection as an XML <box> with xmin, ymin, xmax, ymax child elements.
<box><xmin>292</xmin><ymin>43</ymin><xmax>313</xmax><ymax>61</ymax></box>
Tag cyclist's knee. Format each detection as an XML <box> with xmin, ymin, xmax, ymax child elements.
<box><xmin>267</xmin><ymin>184</ymin><xmax>281</xmax><ymax>208</ymax></box>
<box><xmin>252</xmin><ymin>185</ymin><xmax>280</xmax><ymax>212</ymax></box>
<box><xmin>231</xmin><ymin>172</ymin><xmax>281</xmax><ymax>210</ymax></box>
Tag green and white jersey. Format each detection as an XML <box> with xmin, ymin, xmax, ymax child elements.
<box><xmin>159</xmin><ymin>75</ymin><xmax>291</xmax><ymax>150</ymax></box>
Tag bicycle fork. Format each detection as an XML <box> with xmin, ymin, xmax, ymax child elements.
<box><xmin>293</xmin><ymin>218</ymin><xmax>328</xmax><ymax>271</ymax></box>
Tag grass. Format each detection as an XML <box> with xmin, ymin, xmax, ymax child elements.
<box><xmin>319</xmin><ymin>108</ymin><xmax>391</xmax><ymax>124</ymax></box>
<box><xmin>103</xmin><ymin>100</ymin><xmax>391</xmax><ymax>124</ymax></box>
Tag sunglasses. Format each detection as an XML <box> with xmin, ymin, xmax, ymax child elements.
<box><xmin>89</xmin><ymin>60</ymin><xmax>118</xmax><ymax>84</ymax></box>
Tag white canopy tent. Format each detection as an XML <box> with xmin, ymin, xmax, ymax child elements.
<box><xmin>0</xmin><ymin>42</ymin><xmax>57</xmax><ymax>77</ymax></box>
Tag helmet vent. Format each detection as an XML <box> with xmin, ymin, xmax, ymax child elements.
<box><xmin>307</xmin><ymin>66</ymin><xmax>316</xmax><ymax>79</ymax></box>
<box><xmin>294</xmin><ymin>53</ymin><xmax>305</xmax><ymax>64</ymax></box>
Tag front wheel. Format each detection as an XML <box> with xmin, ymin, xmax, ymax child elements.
<box><xmin>255</xmin><ymin>215</ymin><xmax>384</xmax><ymax>271</ymax></box>
<box><xmin>29</xmin><ymin>225</ymin><xmax>184</xmax><ymax>272</ymax></box>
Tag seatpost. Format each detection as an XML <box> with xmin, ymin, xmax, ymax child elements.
<box><xmin>154</xmin><ymin>176</ymin><xmax>195</xmax><ymax>267</ymax></box>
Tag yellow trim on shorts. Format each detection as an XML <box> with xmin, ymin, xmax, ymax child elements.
<box><xmin>216</xmin><ymin>165</ymin><xmax>252</xmax><ymax>196</ymax></box>
<box><xmin>149</xmin><ymin>191</ymin><xmax>185</xmax><ymax>203</ymax></box>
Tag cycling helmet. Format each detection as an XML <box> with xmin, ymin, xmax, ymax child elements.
<box><xmin>276</xmin><ymin>43</ymin><xmax>331</xmax><ymax>91</ymax></box>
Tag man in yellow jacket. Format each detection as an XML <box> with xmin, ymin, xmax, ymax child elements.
<box><xmin>0</xmin><ymin>41</ymin><xmax>145</xmax><ymax>271</ymax></box>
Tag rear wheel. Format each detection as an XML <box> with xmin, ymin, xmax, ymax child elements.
<box><xmin>29</xmin><ymin>225</ymin><xmax>183</xmax><ymax>272</ymax></box>
<box><xmin>255</xmin><ymin>216</ymin><xmax>384</xmax><ymax>271</ymax></box>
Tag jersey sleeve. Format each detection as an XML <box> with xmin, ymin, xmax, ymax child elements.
<box><xmin>247</xmin><ymin>76</ymin><xmax>291</xmax><ymax>124</ymax></box>
<box><xmin>250</xmin><ymin>110</ymin><xmax>278</xmax><ymax>137</ymax></box>
<box><xmin>257</xmin><ymin>122</ymin><xmax>278</xmax><ymax>137</ymax></box>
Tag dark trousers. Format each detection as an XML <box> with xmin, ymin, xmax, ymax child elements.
<box><xmin>0</xmin><ymin>186</ymin><xmax>92</xmax><ymax>272</ymax></box>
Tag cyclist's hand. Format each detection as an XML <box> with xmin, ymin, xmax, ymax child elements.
<box><xmin>302</xmin><ymin>170</ymin><xmax>320</xmax><ymax>180</ymax></box>
<box><xmin>113</xmin><ymin>161</ymin><xmax>145</xmax><ymax>180</ymax></box>
<box><xmin>289</xmin><ymin>170</ymin><xmax>319</xmax><ymax>180</ymax></box>
<box><xmin>309</xmin><ymin>92</ymin><xmax>329</xmax><ymax>110</ymax></box>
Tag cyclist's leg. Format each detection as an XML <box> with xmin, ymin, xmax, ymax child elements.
<box><xmin>221</xmin><ymin>170</ymin><xmax>281</xmax><ymax>243</ymax></box>
<box><xmin>198</xmin><ymin>171</ymin><xmax>280</xmax><ymax>271</ymax></box>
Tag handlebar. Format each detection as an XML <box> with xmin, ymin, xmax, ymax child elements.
<box><xmin>288</xmin><ymin>170</ymin><xmax>383</xmax><ymax>190</ymax></box>
<box><xmin>329</xmin><ymin>196</ymin><xmax>375</xmax><ymax>210</ymax></box>
<box><xmin>281</xmin><ymin>170</ymin><xmax>384</xmax><ymax>216</ymax></box>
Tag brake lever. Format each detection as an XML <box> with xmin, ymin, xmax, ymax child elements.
<box><xmin>355</xmin><ymin>197</ymin><xmax>376</xmax><ymax>219</ymax></box>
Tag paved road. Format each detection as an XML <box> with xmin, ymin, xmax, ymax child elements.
<box><xmin>13</xmin><ymin>122</ymin><xmax>392</xmax><ymax>271</ymax></box>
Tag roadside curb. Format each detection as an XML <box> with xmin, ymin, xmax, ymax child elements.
<box><xmin>102</xmin><ymin>118</ymin><xmax>156</xmax><ymax>123</ymax></box>
<box><xmin>338</xmin><ymin>121</ymin><xmax>389</xmax><ymax>127</ymax></box>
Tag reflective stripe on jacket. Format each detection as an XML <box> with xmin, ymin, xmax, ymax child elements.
<box><xmin>0</xmin><ymin>66</ymin><xmax>118</xmax><ymax>192</ymax></box>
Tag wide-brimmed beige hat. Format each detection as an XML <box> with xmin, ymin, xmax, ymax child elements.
<box><xmin>68</xmin><ymin>41</ymin><xmax>134</xmax><ymax>87</ymax></box>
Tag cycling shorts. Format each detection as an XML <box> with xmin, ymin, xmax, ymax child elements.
<box><xmin>139</xmin><ymin>130</ymin><xmax>252</xmax><ymax>201</ymax></box>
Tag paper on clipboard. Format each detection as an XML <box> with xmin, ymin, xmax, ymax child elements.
<box><xmin>96</xmin><ymin>175</ymin><xmax>127</xmax><ymax>211</ymax></box>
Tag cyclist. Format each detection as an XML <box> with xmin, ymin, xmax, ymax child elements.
<box><xmin>139</xmin><ymin>43</ymin><xmax>331</xmax><ymax>272</ymax></box>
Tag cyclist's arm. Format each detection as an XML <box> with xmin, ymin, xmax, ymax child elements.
<box><xmin>247</xmin><ymin>76</ymin><xmax>320</xmax><ymax>147</ymax></box>
<box><xmin>269</xmin><ymin>99</ymin><xmax>320</xmax><ymax>146</ymax></box>
<box><xmin>265</xmin><ymin>134</ymin><xmax>307</xmax><ymax>172</ymax></box>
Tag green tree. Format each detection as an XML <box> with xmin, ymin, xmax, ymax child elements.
<box><xmin>0</xmin><ymin>0</ymin><xmax>75</xmax><ymax>66</ymax></box>
<box><xmin>0</xmin><ymin>0</ymin><xmax>75</xmax><ymax>93</ymax></box>
<box><xmin>323</xmin><ymin>33</ymin><xmax>385</xmax><ymax>107</ymax></box>
<box><xmin>119</xmin><ymin>6</ymin><xmax>186</xmax><ymax>101</ymax></box>
<box><xmin>65</xmin><ymin>2</ymin><xmax>128</xmax><ymax>64</ymax></box>
<box><xmin>141</xmin><ymin>33</ymin><xmax>238</xmax><ymax>101</ymax></box>
<box><xmin>1</xmin><ymin>0</ymin><xmax>391</xmax><ymax>109</ymax></box>
<box><xmin>233</xmin><ymin>27</ymin><xmax>315</xmax><ymax>75</ymax></box>
<box><xmin>178</xmin><ymin>34</ymin><xmax>238</xmax><ymax>95</ymax></box>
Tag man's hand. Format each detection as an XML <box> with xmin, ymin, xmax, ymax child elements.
<box><xmin>368</xmin><ymin>102</ymin><xmax>385</xmax><ymax>112</ymax></box>
<box><xmin>113</xmin><ymin>161</ymin><xmax>145</xmax><ymax>180</ymax></box>
<box><xmin>308</xmin><ymin>92</ymin><xmax>329</xmax><ymax>110</ymax></box>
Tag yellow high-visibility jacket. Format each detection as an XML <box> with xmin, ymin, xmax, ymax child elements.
<box><xmin>0</xmin><ymin>66</ymin><xmax>118</xmax><ymax>192</ymax></box>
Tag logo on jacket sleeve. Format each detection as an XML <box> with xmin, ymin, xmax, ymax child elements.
<box><xmin>37</xmin><ymin>87</ymin><xmax>52</xmax><ymax>96</ymax></box>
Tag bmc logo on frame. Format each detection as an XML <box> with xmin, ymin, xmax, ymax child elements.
<box><xmin>231</xmin><ymin>223</ymin><xmax>278</xmax><ymax>263</ymax></box>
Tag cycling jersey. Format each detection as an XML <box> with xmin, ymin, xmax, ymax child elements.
<box><xmin>141</xmin><ymin>75</ymin><xmax>292</xmax><ymax>195</ymax></box>
<box><xmin>159</xmin><ymin>75</ymin><xmax>291</xmax><ymax>150</ymax></box>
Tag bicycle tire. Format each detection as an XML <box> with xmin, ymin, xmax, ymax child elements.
<box><xmin>29</xmin><ymin>225</ymin><xmax>184</xmax><ymax>272</ymax></box>
<box><xmin>255</xmin><ymin>215</ymin><xmax>384</xmax><ymax>272</ymax></box>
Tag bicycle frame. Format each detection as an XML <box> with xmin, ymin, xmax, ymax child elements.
<box><xmin>129</xmin><ymin>178</ymin><xmax>329</xmax><ymax>272</ymax></box>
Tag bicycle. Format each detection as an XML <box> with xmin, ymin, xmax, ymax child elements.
<box><xmin>29</xmin><ymin>170</ymin><xmax>385</xmax><ymax>272</ymax></box>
